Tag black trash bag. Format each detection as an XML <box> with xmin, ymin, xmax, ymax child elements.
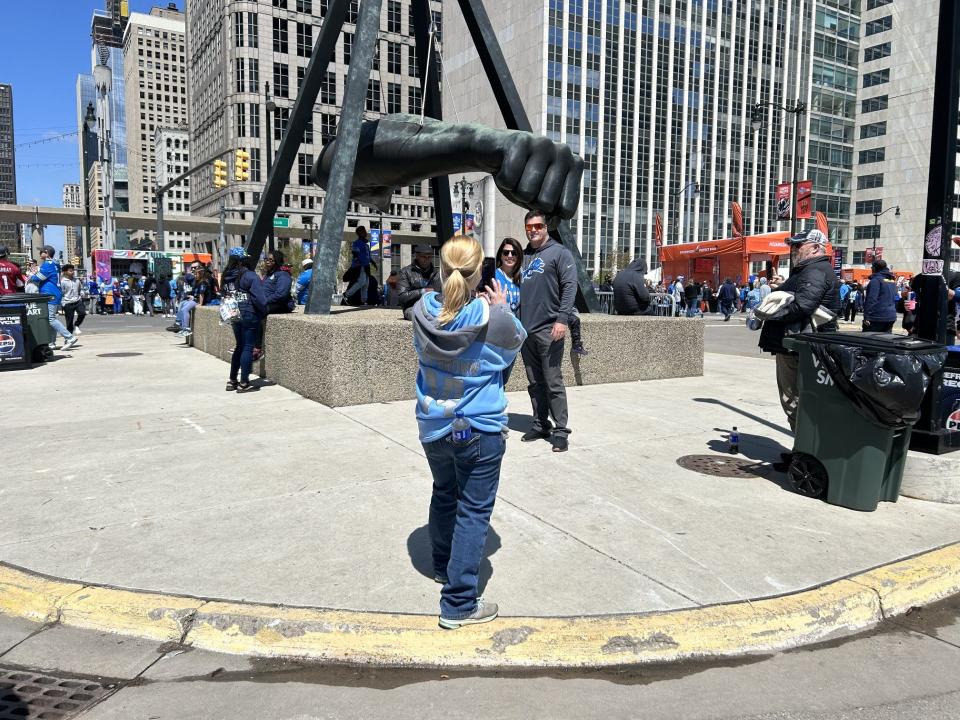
<box><xmin>811</xmin><ymin>342</ymin><xmax>947</xmax><ymax>428</ymax></box>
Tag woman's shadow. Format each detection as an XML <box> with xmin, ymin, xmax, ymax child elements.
<box><xmin>406</xmin><ymin>524</ymin><xmax>501</xmax><ymax>595</ymax></box>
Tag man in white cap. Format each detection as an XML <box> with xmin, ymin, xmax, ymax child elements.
<box><xmin>757</xmin><ymin>228</ymin><xmax>840</xmax><ymax>432</ymax></box>
<box><xmin>295</xmin><ymin>257</ymin><xmax>313</xmax><ymax>305</ymax></box>
<box><xmin>397</xmin><ymin>245</ymin><xmax>440</xmax><ymax>320</ymax></box>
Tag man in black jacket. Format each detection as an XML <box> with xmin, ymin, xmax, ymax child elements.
<box><xmin>612</xmin><ymin>258</ymin><xmax>653</xmax><ymax>315</ymax></box>
<box><xmin>398</xmin><ymin>245</ymin><xmax>441</xmax><ymax>320</ymax></box>
<box><xmin>717</xmin><ymin>278</ymin><xmax>738</xmax><ymax>320</ymax></box>
<box><xmin>758</xmin><ymin>229</ymin><xmax>840</xmax><ymax>431</ymax></box>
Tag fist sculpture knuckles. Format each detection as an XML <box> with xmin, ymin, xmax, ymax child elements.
<box><xmin>312</xmin><ymin>114</ymin><xmax>584</xmax><ymax>226</ymax></box>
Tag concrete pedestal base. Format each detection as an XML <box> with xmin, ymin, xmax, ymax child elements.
<box><xmin>191</xmin><ymin>306</ymin><xmax>704</xmax><ymax>407</ymax></box>
<box><xmin>903</xmin><ymin>451</ymin><xmax>960</xmax><ymax>504</ymax></box>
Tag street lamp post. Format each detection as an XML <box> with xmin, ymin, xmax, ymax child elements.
<box><xmin>81</xmin><ymin>103</ymin><xmax>96</xmax><ymax>260</ymax></box>
<box><xmin>871</xmin><ymin>205</ymin><xmax>901</xmax><ymax>260</ymax></box>
<box><xmin>265</xmin><ymin>81</ymin><xmax>276</xmax><ymax>253</ymax></box>
<box><xmin>671</xmin><ymin>181</ymin><xmax>700</xmax><ymax>244</ymax></box>
<box><xmin>751</xmin><ymin>99</ymin><xmax>807</xmax><ymax>237</ymax></box>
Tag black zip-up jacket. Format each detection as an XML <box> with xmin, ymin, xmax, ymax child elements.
<box><xmin>758</xmin><ymin>254</ymin><xmax>840</xmax><ymax>354</ymax></box>
<box><xmin>398</xmin><ymin>261</ymin><xmax>441</xmax><ymax>320</ymax></box>
<box><xmin>612</xmin><ymin>258</ymin><xmax>653</xmax><ymax>315</ymax></box>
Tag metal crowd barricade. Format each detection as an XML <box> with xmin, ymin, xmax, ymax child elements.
<box><xmin>591</xmin><ymin>290</ymin><xmax>675</xmax><ymax>316</ymax></box>
<box><xmin>595</xmin><ymin>291</ymin><xmax>614</xmax><ymax>314</ymax></box>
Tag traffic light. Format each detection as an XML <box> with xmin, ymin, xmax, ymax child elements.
<box><xmin>213</xmin><ymin>159</ymin><xmax>228</xmax><ymax>188</ymax></box>
<box><xmin>234</xmin><ymin>149</ymin><xmax>250</xmax><ymax>182</ymax></box>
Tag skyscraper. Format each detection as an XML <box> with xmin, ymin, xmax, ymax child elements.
<box><xmin>445</xmin><ymin>0</ymin><xmax>861</xmax><ymax>278</ymax></box>
<box><xmin>62</xmin><ymin>184</ymin><xmax>83</xmax><ymax>258</ymax></box>
<box><xmin>848</xmin><ymin>0</ymin><xmax>957</xmax><ymax>272</ymax></box>
<box><xmin>185</xmin><ymin>0</ymin><xmax>441</xmax><ymax>267</ymax></box>
<box><xmin>0</xmin><ymin>84</ymin><xmax>18</xmax><ymax>250</ymax></box>
<box><xmin>124</xmin><ymin>6</ymin><xmax>189</xmax><ymax>250</ymax></box>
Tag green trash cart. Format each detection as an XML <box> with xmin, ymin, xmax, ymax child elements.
<box><xmin>782</xmin><ymin>332</ymin><xmax>945</xmax><ymax>512</ymax></box>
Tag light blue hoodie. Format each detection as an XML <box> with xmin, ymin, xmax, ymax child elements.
<box><xmin>413</xmin><ymin>292</ymin><xmax>526</xmax><ymax>442</ymax></box>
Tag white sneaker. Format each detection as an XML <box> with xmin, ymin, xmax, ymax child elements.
<box><xmin>74</xmin><ymin>327</ymin><xmax>82</xmax><ymax>336</ymax></box>
<box><xmin>62</xmin><ymin>337</ymin><xmax>79</xmax><ymax>351</ymax></box>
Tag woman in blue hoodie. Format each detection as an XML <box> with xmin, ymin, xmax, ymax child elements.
<box><xmin>221</xmin><ymin>248</ymin><xmax>268</xmax><ymax>393</ymax></box>
<box><xmin>413</xmin><ymin>235</ymin><xmax>526</xmax><ymax>629</ymax></box>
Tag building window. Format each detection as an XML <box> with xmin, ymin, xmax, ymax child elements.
<box><xmin>273</xmin><ymin>0</ymin><xmax>286</xmax><ymax>7</ymax></box>
<box><xmin>298</xmin><ymin>153</ymin><xmax>312</xmax><ymax>185</ymax></box>
<box><xmin>234</xmin><ymin>13</ymin><xmax>244</xmax><ymax>47</ymax></box>
<box><xmin>250</xmin><ymin>102</ymin><xmax>260</xmax><ymax>138</ymax></box>
<box><xmin>408</xmin><ymin>45</ymin><xmax>419</xmax><ymax>77</ymax></box>
<box><xmin>852</xmin><ymin>251</ymin><xmax>866</xmax><ymax>264</ymax></box>
<box><xmin>859</xmin><ymin>148</ymin><xmax>885</xmax><ymax>164</ymax></box>
<box><xmin>235</xmin><ymin>58</ymin><xmax>245</xmax><ymax>93</ymax></box>
<box><xmin>860</xmin><ymin>121</ymin><xmax>887</xmax><ymax>139</ymax></box>
<box><xmin>274</xmin><ymin>107</ymin><xmax>290</xmax><ymax>140</ymax></box>
<box><xmin>273</xmin><ymin>63</ymin><xmax>289</xmax><ymax>97</ymax></box>
<box><xmin>296</xmin><ymin>22</ymin><xmax>312</xmax><ymax>57</ymax></box>
<box><xmin>320</xmin><ymin>112</ymin><xmax>336</xmax><ymax>142</ymax></box>
<box><xmin>296</xmin><ymin>0</ymin><xmax>312</xmax><ymax>12</ymax></box>
<box><xmin>236</xmin><ymin>103</ymin><xmax>246</xmax><ymax>137</ymax></box>
<box><xmin>865</xmin><ymin>16</ymin><xmax>892</xmax><ymax>36</ymax></box>
<box><xmin>857</xmin><ymin>173</ymin><xmax>884</xmax><ymax>191</ymax></box>
<box><xmin>343</xmin><ymin>32</ymin><xmax>352</xmax><ymax>65</ymax></box>
<box><xmin>320</xmin><ymin>71</ymin><xmax>336</xmax><ymax>104</ymax></box>
<box><xmin>273</xmin><ymin>17</ymin><xmax>288</xmax><ymax>54</ymax></box>
<box><xmin>854</xmin><ymin>225</ymin><xmax>881</xmax><ymax>241</ymax></box>
<box><xmin>387</xmin><ymin>1</ymin><xmax>402</xmax><ymax>33</ymax></box>
<box><xmin>250</xmin><ymin>147</ymin><xmax>261</xmax><ymax>183</ymax></box>
<box><xmin>864</xmin><ymin>42</ymin><xmax>891</xmax><ymax>62</ymax></box>
<box><xmin>861</xmin><ymin>95</ymin><xmax>888</xmax><ymax>113</ymax></box>
<box><xmin>366</xmin><ymin>80</ymin><xmax>381</xmax><ymax>112</ymax></box>
<box><xmin>248</xmin><ymin>58</ymin><xmax>259</xmax><ymax>92</ymax></box>
<box><xmin>863</xmin><ymin>69</ymin><xmax>890</xmax><ymax>88</ymax></box>
<box><xmin>855</xmin><ymin>200</ymin><xmax>883</xmax><ymax>216</ymax></box>
<box><xmin>347</xmin><ymin>0</ymin><xmax>359</xmax><ymax>23</ymax></box>
<box><xmin>387</xmin><ymin>82</ymin><xmax>401</xmax><ymax>114</ymax></box>
<box><xmin>866</xmin><ymin>0</ymin><xmax>892</xmax><ymax>10</ymax></box>
<box><xmin>247</xmin><ymin>12</ymin><xmax>259</xmax><ymax>48</ymax></box>
<box><xmin>304</xmin><ymin>116</ymin><xmax>313</xmax><ymax>144</ymax></box>
<box><xmin>387</xmin><ymin>41</ymin><xmax>401</xmax><ymax>74</ymax></box>
<box><xmin>408</xmin><ymin>85</ymin><xmax>421</xmax><ymax>114</ymax></box>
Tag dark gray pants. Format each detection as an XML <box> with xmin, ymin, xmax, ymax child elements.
<box><xmin>521</xmin><ymin>329</ymin><xmax>570</xmax><ymax>436</ymax></box>
<box><xmin>776</xmin><ymin>352</ymin><xmax>800</xmax><ymax>433</ymax></box>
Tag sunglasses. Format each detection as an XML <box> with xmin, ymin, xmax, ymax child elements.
<box><xmin>525</xmin><ymin>223</ymin><xmax>546</xmax><ymax>232</ymax></box>
<box><xmin>500</xmin><ymin>249</ymin><xmax>517</xmax><ymax>257</ymax></box>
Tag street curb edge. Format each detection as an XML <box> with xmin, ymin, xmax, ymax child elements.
<box><xmin>1</xmin><ymin>543</ymin><xmax>958</xmax><ymax>668</ymax></box>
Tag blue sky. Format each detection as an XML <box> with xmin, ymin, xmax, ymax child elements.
<box><xmin>0</xmin><ymin>1</ymin><xmax>165</xmax><ymax>253</ymax></box>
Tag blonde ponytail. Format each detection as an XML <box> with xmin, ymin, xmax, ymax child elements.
<box><xmin>436</xmin><ymin>235</ymin><xmax>483</xmax><ymax>326</ymax></box>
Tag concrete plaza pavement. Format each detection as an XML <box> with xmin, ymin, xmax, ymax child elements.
<box><xmin>3</xmin><ymin>321</ymin><xmax>959</xmax><ymax>624</ymax></box>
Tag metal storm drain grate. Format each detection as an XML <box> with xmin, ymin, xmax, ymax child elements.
<box><xmin>676</xmin><ymin>454</ymin><xmax>767</xmax><ymax>478</ymax></box>
<box><xmin>95</xmin><ymin>352</ymin><xmax>143</xmax><ymax>358</ymax></box>
<box><xmin>0</xmin><ymin>667</ymin><xmax>115</xmax><ymax>720</ymax></box>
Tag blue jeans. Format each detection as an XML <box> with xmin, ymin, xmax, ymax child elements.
<box><xmin>48</xmin><ymin>303</ymin><xmax>71</xmax><ymax>341</ymax></box>
<box><xmin>229</xmin><ymin>317</ymin><xmax>261</xmax><ymax>384</ymax></box>
<box><xmin>177</xmin><ymin>299</ymin><xmax>197</xmax><ymax>329</ymax></box>
<box><xmin>424</xmin><ymin>431</ymin><xmax>505</xmax><ymax>619</ymax></box>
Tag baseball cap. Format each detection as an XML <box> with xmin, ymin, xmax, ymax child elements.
<box><xmin>414</xmin><ymin>244</ymin><xmax>434</xmax><ymax>255</ymax></box>
<box><xmin>302</xmin><ymin>257</ymin><xmax>313</xmax><ymax>267</ymax></box>
<box><xmin>788</xmin><ymin>229</ymin><xmax>828</xmax><ymax>247</ymax></box>
<box><xmin>229</xmin><ymin>247</ymin><xmax>249</xmax><ymax>258</ymax></box>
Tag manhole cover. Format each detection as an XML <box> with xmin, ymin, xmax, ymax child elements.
<box><xmin>676</xmin><ymin>454</ymin><xmax>767</xmax><ymax>478</ymax></box>
<box><xmin>95</xmin><ymin>352</ymin><xmax>143</xmax><ymax>358</ymax></box>
<box><xmin>0</xmin><ymin>667</ymin><xmax>115</xmax><ymax>719</ymax></box>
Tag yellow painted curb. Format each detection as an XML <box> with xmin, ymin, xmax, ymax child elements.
<box><xmin>0</xmin><ymin>542</ymin><xmax>958</xmax><ymax>668</ymax></box>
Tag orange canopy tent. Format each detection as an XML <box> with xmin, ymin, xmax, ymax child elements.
<box><xmin>658</xmin><ymin>232</ymin><xmax>833</xmax><ymax>286</ymax></box>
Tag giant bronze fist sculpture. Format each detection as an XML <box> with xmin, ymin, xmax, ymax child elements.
<box><xmin>312</xmin><ymin>114</ymin><xmax>584</xmax><ymax>225</ymax></box>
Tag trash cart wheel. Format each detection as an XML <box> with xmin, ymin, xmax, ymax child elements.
<box><xmin>787</xmin><ymin>453</ymin><xmax>829</xmax><ymax>499</ymax></box>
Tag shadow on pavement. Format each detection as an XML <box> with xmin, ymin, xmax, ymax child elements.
<box><xmin>506</xmin><ymin>413</ymin><xmax>535</xmax><ymax>434</ymax></box>
<box><xmin>406</xmin><ymin>524</ymin><xmax>501</xmax><ymax>596</ymax></box>
<box><xmin>694</xmin><ymin>397</ymin><xmax>791</xmax><ymax>435</ymax></box>
<box><xmin>705</xmin><ymin>432</ymin><xmax>796</xmax><ymax>494</ymax></box>
<box><xmin>0</xmin><ymin>689</ymin><xmax>29</xmax><ymax>717</ymax></box>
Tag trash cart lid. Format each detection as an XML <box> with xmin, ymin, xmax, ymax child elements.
<box><xmin>0</xmin><ymin>293</ymin><xmax>54</xmax><ymax>304</ymax></box>
<box><xmin>791</xmin><ymin>331</ymin><xmax>944</xmax><ymax>354</ymax></box>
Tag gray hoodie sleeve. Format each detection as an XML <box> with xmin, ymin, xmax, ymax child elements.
<box><xmin>557</xmin><ymin>248</ymin><xmax>577</xmax><ymax>325</ymax></box>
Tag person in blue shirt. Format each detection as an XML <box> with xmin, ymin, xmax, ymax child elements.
<box><xmin>30</xmin><ymin>246</ymin><xmax>77</xmax><ymax>351</ymax></box>
<box><xmin>348</xmin><ymin>226</ymin><xmax>372</xmax><ymax>303</ymax></box>
<box><xmin>413</xmin><ymin>235</ymin><xmax>526</xmax><ymax>630</ymax></box>
<box><xmin>494</xmin><ymin>237</ymin><xmax>523</xmax><ymax>384</ymax></box>
<box><xmin>295</xmin><ymin>258</ymin><xmax>313</xmax><ymax>305</ymax></box>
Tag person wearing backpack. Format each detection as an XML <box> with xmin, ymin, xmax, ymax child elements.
<box><xmin>221</xmin><ymin>248</ymin><xmax>268</xmax><ymax>393</ymax></box>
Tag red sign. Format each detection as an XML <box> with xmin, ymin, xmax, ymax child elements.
<box><xmin>731</xmin><ymin>202</ymin><xmax>744</xmax><ymax>238</ymax></box>
<box><xmin>865</xmin><ymin>248</ymin><xmax>875</xmax><ymax>265</ymax></box>
<box><xmin>775</xmin><ymin>183</ymin><xmax>791</xmax><ymax>220</ymax></box>
<box><xmin>654</xmin><ymin>213</ymin><xmax>663</xmax><ymax>248</ymax></box>
<box><xmin>796</xmin><ymin>180</ymin><xmax>813</xmax><ymax>219</ymax></box>
<box><xmin>694</xmin><ymin>258</ymin><xmax>715</xmax><ymax>274</ymax></box>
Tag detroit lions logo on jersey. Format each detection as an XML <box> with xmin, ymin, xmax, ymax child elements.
<box><xmin>522</xmin><ymin>257</ymin><xmax>546</xmax><ymax>281</ymax></box>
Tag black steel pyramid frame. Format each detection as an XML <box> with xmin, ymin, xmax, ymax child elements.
<box><xmin>244</xmin><ymin>0</ymin><xmax>598</xmax><ymax>315</ymax></box>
